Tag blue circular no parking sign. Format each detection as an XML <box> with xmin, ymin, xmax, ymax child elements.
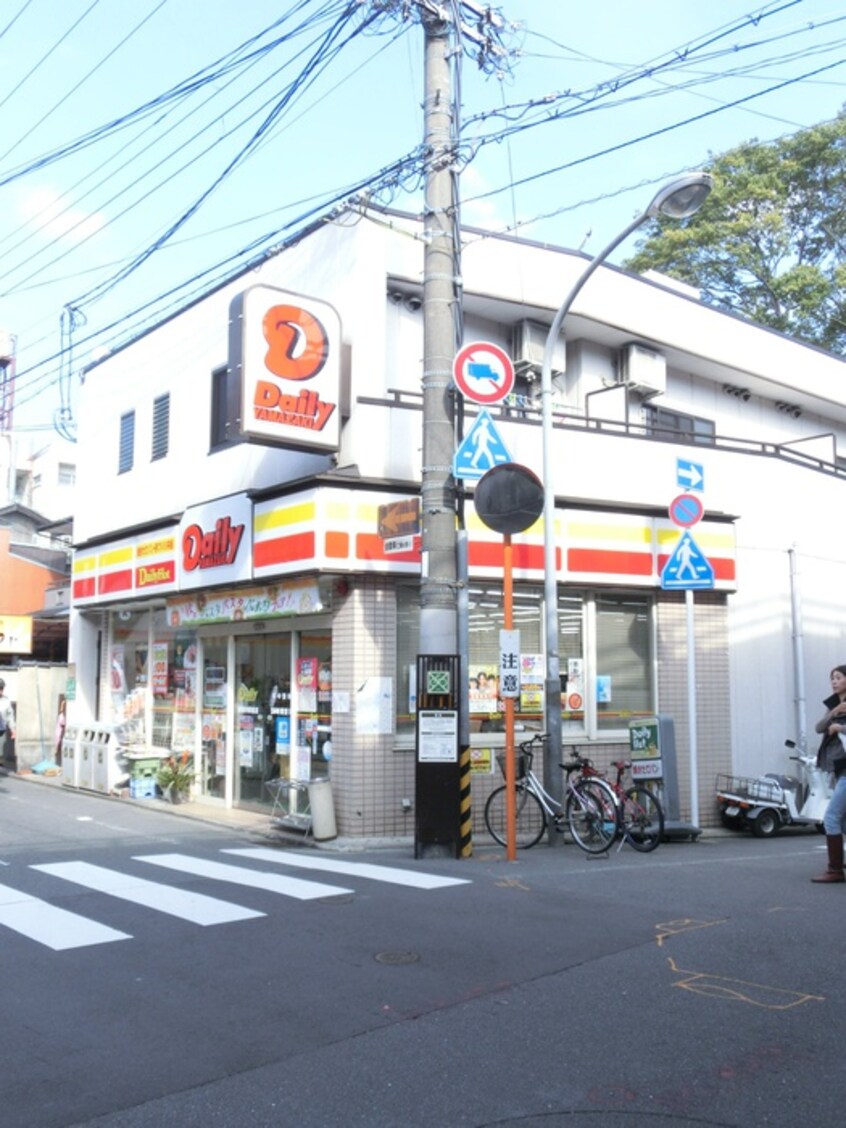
<box><xmin>669</xmin><ymin>493</ymin><xmax>704</xmax><ymax>527</ymax></box>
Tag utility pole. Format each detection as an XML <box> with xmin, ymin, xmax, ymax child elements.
<box><xmin>405</xmin><ymin>1</ymin><xmax>508</xmax><ymax>857</ymax></box>
<box><xmin>419</xmin><ymin>7</ymin><xmax>458</xmax><ymax>658</ymax></box>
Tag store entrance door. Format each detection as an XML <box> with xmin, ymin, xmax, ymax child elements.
<box><xmin>200</xmin><ymin>637</ymin><xmax>228</xmax><ymax>800</ymax></box>
<box><xmin>235</xmin><ymin>636</ymin><xmax>292</xmax><ymax>807</ymax></box>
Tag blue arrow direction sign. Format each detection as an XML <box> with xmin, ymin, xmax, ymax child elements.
<box><xmin>676</xmin><ymin>458</ymin><xmax>704</xmax><ymax>492</ymax></box>
<box><xmin>453</xmin><ymin>409</ymin><xmax>512</xmax><ymax>480</ymax></box>
<box><xmin>661</xmin><ymin>530</ymin><xmax>715</xmax><ymax>590</ymax></box>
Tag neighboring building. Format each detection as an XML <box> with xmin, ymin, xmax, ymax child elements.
<box><xmin>28</xmin><ymin>440</ymin><xmax>77</xmax><ymax>520</ymax></box>
<box><xmin>67</xmin><ymin>207</ymin><xmax>846</xmax><ymax>836</ymax></box>
<box><xmin>0</xmin><ymin>433</ymin><xmax>77</xmax><ymax>516</ymax></box>
<box><xmin>0</xmin><ymin>506</ymin><xmax>69</xmax><ymax>661</ymax></box>
<box><xmin>0</xmin><ymin>506</ymin><xmax>70</xmax><ymax>768</ymax></box>
<box><xmin>0</xmin><ymin>351</ymin><xmax>74</xmax><ymax>767</ymax></box>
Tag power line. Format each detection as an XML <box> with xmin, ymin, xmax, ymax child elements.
<box><xmin>0</xmin><ymin>0</ymin><xmax>102</xmax><ymax>116</ymax></box>
<box><xmin>0</xmin><ymin>0</ymin><xmax>170</xmax><ymax>165</ymax></box>
<box><xmin>462</xmin><ymin>54</ymin><xmax>846</xmax><ymax>208</ymax></box>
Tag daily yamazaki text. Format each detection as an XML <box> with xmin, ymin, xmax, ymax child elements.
<box><xmin>182</xmin><ymin>516</ymin><xmax>245</xmax><ymax>571</ymax></box>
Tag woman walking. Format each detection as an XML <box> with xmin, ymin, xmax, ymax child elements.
<box><xmin>811</xmin><ymin>664</ymin><xmax>846</xmax><ymax>883</ymax></box>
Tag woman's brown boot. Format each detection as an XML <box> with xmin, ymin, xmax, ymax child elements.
<box><xmin>811</xmin><ymin>835</ymin><xmax>845</xmax><ymax>882</ymax></box>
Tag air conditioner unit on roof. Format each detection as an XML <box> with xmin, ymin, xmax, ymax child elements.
<box><xmin>511</xmin><ymin>319</ymin><xmax>565</xmax><ymax>380</ymax></box>
<box><xmin>617</xmin><ymin>343</ymin><xmax>666</xmax><ymax>397</ymax></box>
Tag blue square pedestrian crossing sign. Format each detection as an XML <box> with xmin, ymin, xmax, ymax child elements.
<box><xmin>660</xmin><ymin>530</ymin><xmax>715</xmax><ymax>590</ymax></box>
<box><xmin>453</xmin><ymin>409</ymin><xmax>512</xmax><ymax>480</ymax></box>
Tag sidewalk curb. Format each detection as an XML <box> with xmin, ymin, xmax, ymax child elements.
<box><xmin>2</xmin><ymin>765</ymin><xmax>733</xmax><ymax>847</ymax></box>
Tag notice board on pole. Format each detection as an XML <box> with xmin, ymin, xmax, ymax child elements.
<box><xmin>414</xmin><ymin>654</ymin><xmax>461</xmax><ymax>859</ymax></box>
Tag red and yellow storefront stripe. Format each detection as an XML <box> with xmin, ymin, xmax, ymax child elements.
<box><xmin>74</xmin><ymin>488</ymin><xmax>737</xmax><ymax>605</ymax></box>
<box><xmin>253</xmin><ymin>489</ymin><xmax>423</xmax><ymax>578</ymax></box>
<box><xmin>72</xmin><ymin>532</ymin><xmax>178</xmax><ymax>604</ymax></box>
<box><xmin>254</xmin><ymin>491</ymin><xmax>736</xmax><ymax>586</ymax></box>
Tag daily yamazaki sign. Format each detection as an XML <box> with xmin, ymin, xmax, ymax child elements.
<box><xmin>229</xmin><ymin>285</ymin><xmax>342</xmax><ymax>452</ymax></box>
<box><xmin>177</xmin><ymin>494</ymin><xmax>252</xmax><ymax>591</ymax></box>
<box><xmin>72</xmin><ymin>533</ymin><xmax>179</xmax><ymax>604</ymax></box>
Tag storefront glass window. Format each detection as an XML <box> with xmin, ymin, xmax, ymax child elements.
<box><xmin>594</xmin><ymin>592</ymin><xmax>653</xmax><ymax>731</ymax></box>
<box><xmin>467</xmin><ymin>582</ymin><xmax>544</xmax><ymax>735</ymax></box>
<box><xmin>557</xmin><ymin>594</ymin><xmax>586</xmax><ymax>737</ymax></box>
<box><xmin>297</xmin><ymin>632</ymin><xmax>332</xmax><ymax>782</ymax></box>
<box><xmin>202</xmin><ymin>638</ymin><xmax>228</xmax><ymax>798</ymax></box>
<box><xmin>109</xmin><ymin>609</ymin><xmax>150</xmax><ymax>741</ymax></box>
<box><xmin>149</xmin><ymin>609</ymin><xmax>198</xmax><ymax>757</ymax></box>
<box><xmin>395</xmin><ymin>584</ymin><xmax>654</xmax><ymax>741</ymax></box>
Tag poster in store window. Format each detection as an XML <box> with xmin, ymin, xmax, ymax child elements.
<box><xmin>566</xmin><ymin>657</ymin><xmax>585</xmax><ymax>713</ymax></box>
<box><xmin>151</xmin><ymin>641</ymin><xmax>169</xmax><ymax>696</ymax></box>
<box><xmin>275</xmin><ymin>715</ymin><xmax>291</xmax><ymax>752</ymax></box>
<box><xmin>171</xmin><ymin>711</ymin><xmax>195</xmax><ymax>752</ymax></box>
<box><xmin>469</xmin><ymin>664</ymin><xmax>499</xmax><ymax>713</ymax></box>
<box><xmin>520</xmin><ymin>652</ymin><xmax>544</xmax><ymax>712</ymax></box>
<box><xmin>297</xmin><ymin>657</ymin><xmax>318</xmax><ymax>713</ymax></box>
<box><xmin>204</xmin><ymin>666</ymin><xmax>226</xmax><ymax>708</ymax></box>
<box><xmin>239</xmin><ymin>715</ymin><xmax>255</xmax><ymax>767</ymax></box>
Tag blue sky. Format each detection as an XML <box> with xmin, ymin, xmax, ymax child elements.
<box><xmin>1</xmin><ymin>0</ymin><xmax>844</xmax><ymax>433</ymax></box>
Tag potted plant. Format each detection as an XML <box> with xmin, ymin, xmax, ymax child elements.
<box><xmin>157</xmin><ymin>751</ymin><xmax>193</xmax><ymax>802</ymax></box>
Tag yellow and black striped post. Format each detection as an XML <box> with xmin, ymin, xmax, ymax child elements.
<box><xmin>459</xmin><ymin>744</ymin><xmax>473</xmax><ymax>857</ymax></box>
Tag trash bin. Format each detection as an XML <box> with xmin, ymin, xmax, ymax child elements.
<box><xmin>308</xmin><ymin>778</ymin><xmax>337</xmax><ymax>841</ymax></box>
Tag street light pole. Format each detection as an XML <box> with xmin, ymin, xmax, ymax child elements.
<box><xmin>540</xmin><ymin>172</ymin><xmax>713</xmax><ymax>821</ymax></box>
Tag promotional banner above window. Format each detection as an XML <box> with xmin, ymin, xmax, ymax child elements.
<box><xmin>166</xmin><ymin>577</ymin><xmax>321</xmax><ymax>627</ymax></box>
<box><xmin>229</xmin><ymin>285</ymin><xmax>342</xmax><ymax>452</ymax></box>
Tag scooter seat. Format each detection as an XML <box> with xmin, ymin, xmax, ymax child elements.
<box><xmin>765</xmin><ymin>773</ymin><xmax>800</xmax><ymax>791</ymax></box>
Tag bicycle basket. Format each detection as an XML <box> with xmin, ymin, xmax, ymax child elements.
<box><xmin>496</xmin><ymin>751</ymin><xmax>526</xmax><ymax>780</ymax></box>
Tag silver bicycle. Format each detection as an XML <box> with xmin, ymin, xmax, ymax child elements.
<box><xmin>484</xmin><ymin>734</ymin><xmax>620</xmax><ymax>854</ymax></box>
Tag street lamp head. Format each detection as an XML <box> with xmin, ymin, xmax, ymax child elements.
<box><xmin>646</xmin><ymin>172</ymin><xmax>713</xmax><ymax>221</ymax></box>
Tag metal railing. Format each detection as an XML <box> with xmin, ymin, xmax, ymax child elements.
<box><xmin>369</xmin><ymin>388</ymin><xmax>845</xmax><ymax>481</ymax></box>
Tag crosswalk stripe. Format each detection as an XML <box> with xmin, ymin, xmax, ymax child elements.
<box><xmin>32</xmin><ymin>862</ymin><xmax>265</xmax><ymax>926</ymax></box>
<box><xmin>0</xmin><ymin>882</ymin><xmax>130</xmax><ymax>951</ymax></box>
<box><xmin>223</xmin><ymin>848</ymin><xmax>473</xmax><ymax>889</ymax></box>
<box><xmin>133</xmin><ymin>853</ymin><xmax>353</xmax><ymax>900</ymax></box>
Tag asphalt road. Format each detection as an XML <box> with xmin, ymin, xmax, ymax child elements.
<box><xmin>0</xmin><ymin>773</ymin><xmax>841</xmax><ymax>1128</ymax></box>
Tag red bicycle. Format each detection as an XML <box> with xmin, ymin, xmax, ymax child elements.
<box><xmin>562</xmin><ymin>750</ymin><xmax>665</xmax><ymax>852</ymax></box>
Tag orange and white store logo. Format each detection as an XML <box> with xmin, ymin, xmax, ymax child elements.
<box><xmin>262</xmin><ymin>304</ymin><xmax>328</xmax><ymax>382</ymax></box>
<box><xmin>234</xmin><ymin>285</ymin><xmax>341</xmax><ymax>453</ymax></box>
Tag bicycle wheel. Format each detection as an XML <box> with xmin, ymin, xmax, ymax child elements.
<box><xmin>484</xmin><ymin>784</ymin><xmax>546</xmax><ymax>848</ymax></box>
<box><xmin>566</xmin><ymin>779</ymin><xmax>619</xmax><ymax>854</ymax></box>
<box><xmin>621</xmin><ymin>786</ymin><xmax>664</xmax><ymax>852</ymax></box>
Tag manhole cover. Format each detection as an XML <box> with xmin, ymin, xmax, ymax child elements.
<box><xmin>374</xmin><ymin>951</ymin><xmax>420</xmax><ymax>965</ymax></box>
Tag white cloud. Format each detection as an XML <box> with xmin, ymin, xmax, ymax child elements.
<box><xmin>20</xmin><ymin>186</ymin><xmax>106</xmax><ymax>243</ymax></box>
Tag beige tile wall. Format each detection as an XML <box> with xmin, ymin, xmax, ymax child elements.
<box><xmin>331</xmin><ymin>581</ymin><xmax>730</xmax><ymax>840</ymax></box>
<box><xmin>331</xmin><ymin>577</ymin><xmax>415</xmax><ymax>838</ymax></box>
<box><xmin>657</xmin><ymin>592</ymin><xmax>731</xmax><ymax>828</ymax></box>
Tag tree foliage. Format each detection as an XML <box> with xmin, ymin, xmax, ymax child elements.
<box><xmin>625</xmin><ymin>111</ymin><xmax>846</xmax><ymax>355</ymax></box>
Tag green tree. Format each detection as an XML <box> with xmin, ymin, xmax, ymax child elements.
<box><xmin>625</xmin><ymin>112</ymin><xmax>846</xmax><ymax>355</ymax></box>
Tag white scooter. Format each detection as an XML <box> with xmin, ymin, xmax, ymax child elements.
<box><xmin>715</xmin><ymin>739</ymin><xmax>832</xmax><ymax>838</ymax></box>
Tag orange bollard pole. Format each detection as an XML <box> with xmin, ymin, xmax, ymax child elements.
<box><xmin>503</xmin><ymin>533</ymin><xmax>516</xmax><ymax>861</ymax></box>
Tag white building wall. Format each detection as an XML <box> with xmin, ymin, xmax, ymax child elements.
<box><xmin>70</xmin><ymin>210</ymin><xmax>846</xmax><ymax>792</ymax></box>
